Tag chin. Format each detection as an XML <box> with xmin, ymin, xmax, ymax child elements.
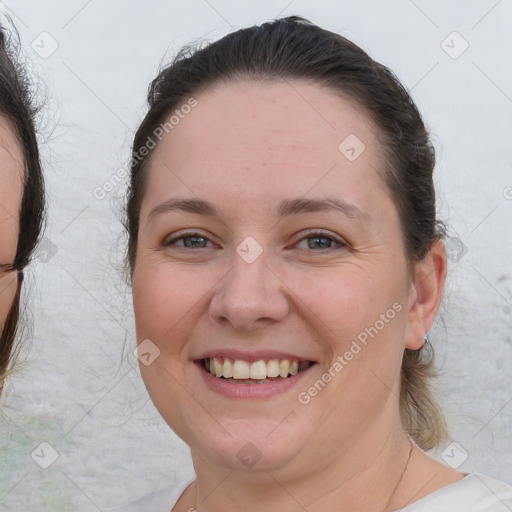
<box><xmin>172</xmin><ymin>414</ymin><xmax>312</xmax><ymax>473</ymax></box>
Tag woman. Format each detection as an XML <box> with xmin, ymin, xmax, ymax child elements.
<box><xmin>113</xmin><ymin>16</ymin><xmax>512</xmax><ymax>511</ymax></box>
<box><xmin>0</xmin><ymin>24</ymin><xmax>44</xmax><ymax>395</ymax></box>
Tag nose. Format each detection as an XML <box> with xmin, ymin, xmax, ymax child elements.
<box><xmin>209</xmin><ymin>250</ymin><xmax>290</xmax><ymax>331</ymax></box>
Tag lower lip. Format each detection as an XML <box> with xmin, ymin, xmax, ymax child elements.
<box><xmin>195</xmin><ymin>361</ymin><xmax>316</xmax><ymax>399</ymax></box>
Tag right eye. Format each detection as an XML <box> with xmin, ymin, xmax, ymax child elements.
<box><xmin>162</xmin><ymin>232</ymin><xmax>215</xmax><ymax>249</ymax></box>
<box><xmin>0</xmin><ymin>263</ymin><xmax>14</xmax><ymax>275</ymax></box>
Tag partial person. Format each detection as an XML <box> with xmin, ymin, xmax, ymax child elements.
<box><xmin>0</xmin><ymin>24</ymin><xmax>44</xmax><ymax>395</ymax></box>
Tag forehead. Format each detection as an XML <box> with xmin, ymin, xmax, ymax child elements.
<box><xmin>0</xmin><ymin>116</ymin><xmax>24</xmax><ymax>240</ymax></box>
<box><xmin>0</xmin><ymin>115</ymin><xmax>24</xmax><ymax>180</ymax></box>
<box><xmin>142</xmin><ymin>79</ymin><xmax>388</xmax><ymax>215</ymax></box>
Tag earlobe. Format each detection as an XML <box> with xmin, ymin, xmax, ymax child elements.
<box><xmin>404</xmin><ymin>239</ymin><xmax>447</xmax><ymax>350</ymax></box>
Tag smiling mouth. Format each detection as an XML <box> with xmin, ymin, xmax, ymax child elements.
<box><xmin>200</xmin><ymin>357</ymin><xmax>313</xmax><ymax>384</ymax></box>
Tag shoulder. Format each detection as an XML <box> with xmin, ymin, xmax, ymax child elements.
<box><xmin>102</xmin><ymin>476</ymin><xmax>195</xmax><ymax>512</ymax></box>
<box><xmin>400</xmin><ymin>473</ymin><xmax>512</xmax><ymax>511</ymax></box>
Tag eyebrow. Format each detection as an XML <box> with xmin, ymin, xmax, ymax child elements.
<box><xmin>148</xmin><ymin>197</ymin><xmax>370</xmax><ymax>221</ymax></box>
<box><xmin>277</xmin><ymin>197</ymin><xmax>370</xmax><ymax>220</ymax></box>
<box><xmin>148</xmin><ymin>198</ymin><xmax>220</xmax><ymax>219</ymax></box>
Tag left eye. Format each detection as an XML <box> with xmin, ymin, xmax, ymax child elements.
<box><xmin>295</xmin><ymin>233</ymin><xmax>346</xmax><ymax>250</ymax></box>
<box><xmin>163</xmin><ymin>234</ymin><xmax>213</xmax><ymax>248</ymax></box>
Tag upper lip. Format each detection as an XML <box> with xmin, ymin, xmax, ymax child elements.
<box><xmin>194</xmin><ymin>349</ymin><xmax>317</xmax><ymax>363</ymax></box>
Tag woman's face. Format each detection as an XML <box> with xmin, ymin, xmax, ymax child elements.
<box><xmin>133</xmin><ymin>80</ymin><xmax>438</xmax><ymax>473</ymax></box>
<box><xmin>0</xmin><ymin>118</ymin><xmax>23</xmax><ymax>334</ymax></box>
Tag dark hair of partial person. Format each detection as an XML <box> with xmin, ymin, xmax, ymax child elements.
<box><xmin>124</xmin><ymin>15</ymin><xmax>447</xmax><ymax>450</ymax></box>
<box><xmin>0</xmin><ymin>23</ymin><xmax>45</xmax><ymax>395</ymax></box>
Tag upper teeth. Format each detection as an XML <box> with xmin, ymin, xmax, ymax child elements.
<box><xmin>205</xmin><ymin>358</ymin><xmax>310</xmax><ymax>379</ymax></box>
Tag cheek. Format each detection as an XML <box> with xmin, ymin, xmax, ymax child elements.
<box><xmin>0</xmin><ymin>273</ymin><xmax>18</xmax><ymax>333</ymax></box>
<box><xmin>132</xmin><ymin>259</ymin><xmax>217</xmax><ymax>350</ymax></box>
<box><xmin>282</xmin><ymin>260</ymin><xmax>408</xmax><ymax>346</ymax></box>
<box><xmin>321</xmin><ymin>268</ymin><xmax>408</xmax><ymax>396</ymax></box>
<box><xmin>289</xmin><ymin>265</ymin><xmax>408</xmax><ymax>419</ymax></box>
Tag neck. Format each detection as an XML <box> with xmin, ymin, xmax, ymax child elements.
<box><xmin>188</xmin><ymin>428</ymin><xmax>415</xmax><ymax>512</ymax></box>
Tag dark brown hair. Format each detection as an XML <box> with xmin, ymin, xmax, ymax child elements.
<box><xmin>0</xmin><ymin>23</ymin><xmax>45</xmax><ymax>394</ymax></box>
<box><xmin>125</xmin><ymin>16</ymin><xmax>447</xmax><ymax>449</ymax></box>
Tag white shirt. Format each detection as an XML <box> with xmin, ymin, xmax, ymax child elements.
<box><xmin>104</xmin><ymin>473</ymin><xmax>512</xmax><ymax>512</ymax></box>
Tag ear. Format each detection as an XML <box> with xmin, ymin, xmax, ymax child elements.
<box><xmin>404</xmin><ymin>239</ymin><xmax>447</xmax><ymax>350</ymax></box>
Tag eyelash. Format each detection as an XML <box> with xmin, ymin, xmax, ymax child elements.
<box><xmin>162</xmin><ymin>229</ymin><xmax>349</xmax><ymax>252</ymax></box>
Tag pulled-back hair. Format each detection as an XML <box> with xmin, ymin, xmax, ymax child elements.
<box><xmin>125</xmin><ymin>16</ymin><xmax>447</xmax><ymax>449</ymax></box>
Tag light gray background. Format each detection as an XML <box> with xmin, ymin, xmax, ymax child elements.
<box><xmin>0</xmin><ymin>1</ymin><xmax>510</xmax><ymax>510</ymax></box>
